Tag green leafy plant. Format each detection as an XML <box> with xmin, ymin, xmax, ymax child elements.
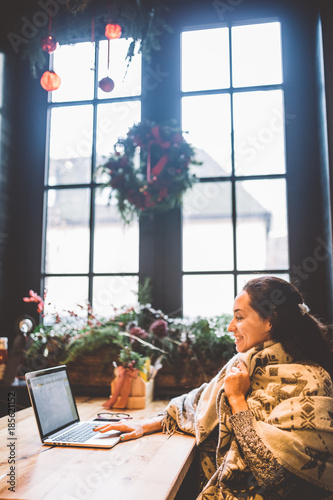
<box><xmin>22</xmin><ymin>289</ymin><xmax>235</xmax><ymax>386</ymax></box>
<box><xmin>17</xmin><ymin>0</ymin><xmax>171</xmax><ymax>77</ymax></box>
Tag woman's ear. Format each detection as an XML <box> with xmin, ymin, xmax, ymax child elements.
<box><xmin>266</xmin><ymin>320</ymin><xmax>272</xmax><ymax>336</ymax></box>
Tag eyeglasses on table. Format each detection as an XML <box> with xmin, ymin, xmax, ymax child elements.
<box><xmin>95</xmin><ymin>412</ymin><xmax>133</xmax><ymax>422</ymax></box>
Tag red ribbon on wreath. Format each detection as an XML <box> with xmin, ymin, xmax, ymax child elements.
<box><xmin>147</xmin><ymin>126</ymin><xmax>171</xmax><ymax>183</ymax></box>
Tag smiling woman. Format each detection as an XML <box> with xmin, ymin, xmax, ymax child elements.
<box><xmin>227</xmin><ymin>291</ymin><xmax>271</xmax><ymax>352</ymax></box>
<box><xmin>95</xmin><ymin>276</ymin><xmax>333</xmax><ymax>499</ymax></box>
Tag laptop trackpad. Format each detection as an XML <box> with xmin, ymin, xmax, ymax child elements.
<box><xmin>87</xmin><ymin>430</ymin><xmax>121</xmax><ymax>446</ymax></box>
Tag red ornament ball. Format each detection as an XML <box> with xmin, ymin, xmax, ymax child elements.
<box><xmin>41</xmin><ymin>34</ymin><xmax>58</xmax><ymax>53</ymax></box>
<box><xmin>99</xmin><ymin>76</ymin><xmax>115</xmax><ymax>93</ymax></box>
<box><xmin>40</xmin><ymin>70</ymin><xmax>61</xmax><ymax>91</ymax></box>
<box><xmin>105</xmin><ymin>23</ymin><xmax>122</xmax><ymax>40</ymax></box>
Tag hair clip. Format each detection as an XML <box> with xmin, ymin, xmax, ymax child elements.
<box><xmin>298</xmin><ymin>303</ymin><xmax>310</xmax><ymax>315</ymax></box>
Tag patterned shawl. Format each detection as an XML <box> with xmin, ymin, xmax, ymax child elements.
<box><xmin>164</xmin><ymin>341</ymin><xmax>333</xmax><ymax>496</ymax></box>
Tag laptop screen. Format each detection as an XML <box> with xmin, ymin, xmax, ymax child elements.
<box><xmin>26</xmin><ymin>366</ymin><xmax>79</xmax><ymax>439</ymax></box>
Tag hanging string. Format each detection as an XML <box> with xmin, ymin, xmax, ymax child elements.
<box><xmin>48</xmin><ymin>7</ymin><xmax>51</xmax><ymax>33</ymax></box>
<box><xmin>107</xmin><ymin>0</ymin><xmax>111</xmax><ymax>72</ymax></box>
<box><xmin>91</xmin><ymin>15</ymin><xmax>95</xmax><ymax>43</ymax></box>
<box><xmin>49</xmin><ymin>8</ymin><xmax>54</xmax><ymax>72</ymax></box>
<box><xmin>107</xmin><ymin>39</ymin><xmax>111</xmax><ymax>71</ymax></box>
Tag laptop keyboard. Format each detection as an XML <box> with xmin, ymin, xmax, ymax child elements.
<box><xmin>52</xmin><ymin>423</ymin><xmax>96</xmax><ymax>443</ymax></box>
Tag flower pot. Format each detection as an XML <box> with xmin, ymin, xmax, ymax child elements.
<box><xmin>65</xmin><ymin>350</ymin><xmax>116</xmax><ymax>395</ymax></box>
<box><xmin>104</xmin><ymin>366</ymin><xmax>154</xmax><ymax>409</ymax></box>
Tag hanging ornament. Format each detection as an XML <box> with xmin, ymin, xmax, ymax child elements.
<box><xmin>98</xmin><ymin>76</ymin><xmax>115</xmax><ymax>93</ymax></box>
<box><xmin>41</xmin><ymin>34</ymin><xmax>58</xmax><ymax>53</ymax></box>
<box><xmin>41</xmin><ymin>8</ymin><xmax>59</xmax><ymax>53</ymax></box>
<box><xmin>98</xmin><ymin>22</ymin><xmax>120</xmax><ymax>93</ymax></box>
<box><xmin>40</xmin><ymin>70</ymin><xmax>61</xmax><ymax>91</ymax></box>
<box><xmin>105</xmin><ymin>23</ymin><xmax>122</xmax><ymax>40</ymax></box>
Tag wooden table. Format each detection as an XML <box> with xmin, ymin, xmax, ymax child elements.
<box><xmin>0</xmin><ymin>395</ymin><xmax>196</xmax><ymax>500</ymax></box>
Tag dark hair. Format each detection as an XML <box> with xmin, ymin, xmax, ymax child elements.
<box><xmin>243</xmin><ymin>276</ymin><xmax>333</xmax><ymax>378</ymax></box>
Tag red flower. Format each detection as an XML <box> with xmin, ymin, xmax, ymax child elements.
<box><xmin>129</xmin><ymin>326</ymin><xmax>148</xmax><ymax>340</ymax></box>
<box><xmin>110</xmin><ymin>175</ymin><xmax>124</xmax><ymax>189</ymax></box>
<box><xmin>127</xmin><ymin>190</ymin><xmax>145</xmax><ymax>208</ymax></box>
<box><xmin>133</xmin><ymin>134</ymin><xmax>144</xmax><ymax>148</ymax></box>
<box><xmin>23</xmin><ymin>290</ymin><xmax>44</xmax><ymax>313</ymax></box>
<box><xmin>158</xmin><ymin>187</ymin><xmax>168</xmax><ymax>200</ymax></box>
<box><xmin>37</xmin><ymin>302</ymin><xmax>44</xmax><ymax>313</ymax></box>
<box><xmin>172</xmin><ymin>133</ymin><xmax>183</xmax><ymax>145</ymax></box>
<box><xmin>120</xmin><ymin>156</ymin><xmax>129</xmax><ymax>167</ymax></box>
<box><xmin>149</xmin><ymin>319</ymin><xmax>169</xmax><ymax>338</ymax></box>
<box><xmin>144</xmin><ymin>193</ymin><xmax>156</xmax><ymax>208</ymax></box>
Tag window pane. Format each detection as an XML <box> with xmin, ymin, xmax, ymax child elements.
<box><xmin>232</xmin><ymin>22</ymin><xmax>283</xmax><ymax>87</ymax></box>
<box><xmin>45</xmin><ymin>188</ymin><xmax>90</xmax><ymax>274</ymax></box>
<box><xmin>236</xmin><ymin>273</ymin><xmax>290</xmax><ymax>295</ymax></box>
<box><xmin>183</xmin><ymin>274</ymin><xmax>234</xmax><ymax>317</ymax></box>
<box><xmin>93</xmin><ymin>276</ymin><xmax>139</xmax><ymax>318</ymax></box>
<box><xmin>236</xmin><ymin>179</ymin><xmax>288</xmax><ymax>271</ymax></box>
<box><xmin>95</xmin><ymin>101</ymin><xmax>141</xmax><ymax>170</ymax></box>
<box><xmin>233</xmin><ymin>90</ymin><xmax>286</xmax><ymax>176</ymax></box>
<box><xmin>98</xmin><ymin>39</ymin><xmax>141</xmax><ymax>99</ymax></box>
<box><xmin>183</xmin><ymin>182</ymin><xmax>233</xmax><ymax>271</ymax></box>
<box><xmin>182</xmin><ymin>28</ymin><xmax>230</xmax><ymax>92</ymax></box>
<box><xmin>52</xmin><ymin>42</ymin><xmax>95</xmax><ymax>102</ymax></box>
<box><xmin>43</xmin><ymin>277</ymin><xmax>89</xmax><ymax>323</ymax></box>
<box><xmin>48</xmin><ymin>105</ymin><xmax>93</xmax><ymax>185</ymax></box>
<box><xmin>182</xmin><ymin>94</ymin><xmax>231</xmax><ymax>177</ymax></box>
<box><xmin>94</xmin><ymin>188</ymin><xmax>139</xmax><ymax>273</ymax></box>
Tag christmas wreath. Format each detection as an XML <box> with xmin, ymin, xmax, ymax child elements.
<box><xmin>99</xmin><ymin>120</ymin><xmax>201</xmax><ymax>223</ymax></box>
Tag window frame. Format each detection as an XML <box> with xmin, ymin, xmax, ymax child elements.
<box><xmin>41</xmin><ymin>41</ymin><xmax>142</xmax><ymax>314</ymax></box>
<box><xmin>180</xmin><ymin>21</ymin><xmax>290</xmax><ymax>316</ymax></box>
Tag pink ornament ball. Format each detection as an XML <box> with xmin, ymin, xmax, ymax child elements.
<box><xmin>99</xmin><ymin>77</ymin><xmax>115</xmax><ymax>93</ymax></box>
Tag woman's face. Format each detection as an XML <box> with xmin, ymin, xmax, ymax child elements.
<box><xmin>228</xmin><ymin>290</ymin><xmax>271</xmax><ymax>353</ymax></box>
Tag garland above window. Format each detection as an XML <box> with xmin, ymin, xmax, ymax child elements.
<box><xmin>99</xmin><ymin>120</ymin><xmax>201</xmax><ymax>223</ymax></box>
<box><xmin>11</xmin><ymin>0</ymin><xmax>170</xmax><ymax>77</ymax></box>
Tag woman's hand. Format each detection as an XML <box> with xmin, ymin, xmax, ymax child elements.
<box><xmin>224</xmin><ymin>361</ymin><xmax>251</xmax><ymax>414</ymax></box>
<box><xmin>93</xmin><ymin>416</ymin><xmax>163</xmax><ymax>442</ymax></box>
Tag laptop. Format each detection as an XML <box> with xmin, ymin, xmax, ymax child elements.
<box><xmin>25</xmin><ymin>365</ymin><xmax>121</xmax><ymax>448</ymax></box>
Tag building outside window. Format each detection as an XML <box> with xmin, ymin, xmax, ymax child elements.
<box><xmin>43</xmin><ymin>39</ymin><xmax>141</xmax><ymax>321</ymax></box>
<box><xmin>181</xmin><ymin>22</ymin><xmax>289</xmax><ymax>316</ymax></box>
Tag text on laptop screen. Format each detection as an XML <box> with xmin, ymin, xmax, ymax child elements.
<box><xmin>30</xmin><ymin>370</ymin><xmax>78</xmax><ymax>436</ymax></box>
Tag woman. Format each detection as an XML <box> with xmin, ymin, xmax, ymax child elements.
<box><xmin>95</xmin><ymin>277</ymin><xmax>333</xmax><ymax>499</ymax></box>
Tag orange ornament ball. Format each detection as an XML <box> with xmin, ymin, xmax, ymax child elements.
<box><xmin>105</xmin><ymin>23</ymin><xmax>122</xmax><ymax>39</ymax></box>
<box><xmin>40</xmin><ymin>70</ymin><xmax>61</xmax><ymax>91</ymax></box>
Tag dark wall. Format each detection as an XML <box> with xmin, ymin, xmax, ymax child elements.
<box><xmin>0</xmin><ymin>1</ymin><xmax>47</xmax><ymax>344</ymax></box>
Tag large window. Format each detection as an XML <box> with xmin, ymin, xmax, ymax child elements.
<box><xmin>181</xmin><ymin>22</ymin><xmax>289</xmax><ymax>316</ymax></box>
<box><xmin>42</xmin><ymin>21</ymin><xmax>291</xmax><ymax>319</ymax></box>
<box><xmin>42</xmin><ymin>39</ymin><xmax>141</xmax><ymax>320</ymax></box>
